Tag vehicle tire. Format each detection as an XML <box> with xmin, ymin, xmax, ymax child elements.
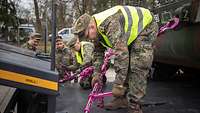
<box><xmin>151</xmin><ymin>63</ymin><xmax>178</xmax><ymax>81</ymax></box>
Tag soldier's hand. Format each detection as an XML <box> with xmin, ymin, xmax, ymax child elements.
<box><xmin>91</xmin><ymin>75</ymin><xmax>100</xmax><ymax>87</ymax></box>
<box><xmin>112</xmin><ymin>84</ymin><xmax>127</xmax><ymax>97</ymax></box>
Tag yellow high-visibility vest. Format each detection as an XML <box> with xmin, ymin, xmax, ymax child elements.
<box><xmin>75</xmin><ymin>41</ymin><xmax>90</xmax><ymax>65</ymax></box>
<box><xmin>93</xmin><ymin>5</ymin><xmax>153</xmax><ymax>47</ymax></box>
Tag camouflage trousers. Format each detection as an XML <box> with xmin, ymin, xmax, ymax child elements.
<box><xmin>117</xmin><ymin>21</ymin><xmax>158</xmax><ymax>104</ymax></box>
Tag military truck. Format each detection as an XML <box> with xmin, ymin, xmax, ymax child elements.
<box><xmin>151</xmin><ymin>0</ymin><xmax>200</xmax><ymax>79</ymax></box>
<box><xmin>0</xmin><ymin>43</ymin><xmax>58</xmax><ymax>113</ymax></box>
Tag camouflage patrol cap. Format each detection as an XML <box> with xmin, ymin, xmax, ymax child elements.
<box><xmin>73</xmin><ymin>13</ymin><xmax>92</xmax><ymax>34</ymax></box>
<box><xmin>56</xmin><ymin>35</ymin><xmax>63</xmax><ymax>42</ymax></box>
<box><xmin>48</xmin><ymin>35</ymin><xmax>62</xmax><ymax>42</ymax></box>
<box><xmin>66</xmin><ymin>37</ymin><xmax>78</xmax><ymax>48</ymax></box>
<box><xmin>30</xmin><ymin>32</ymin><xmax>41</xmax><ymax>40</ymax></box>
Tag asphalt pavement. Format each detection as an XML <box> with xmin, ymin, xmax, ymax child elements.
<box><xmin>56</xmin><ymin>69</ymin><xmax>200</xmax><ymax>113</ymax></box>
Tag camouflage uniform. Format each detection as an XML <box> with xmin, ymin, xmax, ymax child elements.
<box><xmin>56</xmin><ymin>47</ymin><xmax>77</xmax><ymax>79</ymax></box>
<box><xmin>126</xmin><ymin>20</ymin><xmax>158</xmax><ymax>105</ymax></box>
<box><xmin>22</xmin><ymin>42</ymin><xmax>37</xmax><ymax>51</ymax></box>
<box><xmin>22</xmin><ymin>32</ymin><xmax>41</xmax><ymax>52</ymax></box>
<box><xmin>96</xmin><ymin>12</ymin><xmax>158</xmax><ymax>109</ymax></box>
<box><xmin>81</xmin><ymin>42</ymin><xmax>94</xmax><ymax>66</ymax></box>
<box><xmin>67</xmin><ymin>38</ymin><xmax>95</xmax><ymax>89</ymax></box>
<box><xmin>79</xmin><ymin>42</ymin><xmax>95</xmax><ymax>89</ymax></box>
<box><xmin>73</xmin><ymin>7</ymin><xmax>158</xmax><ymax>112</ymax></box>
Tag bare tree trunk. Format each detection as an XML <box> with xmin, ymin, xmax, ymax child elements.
<box><xmin>116</xmin><ymin>0</ymin><xmax>124</xmax><ymax>5</ymax></box>
<box><xmin>86</xmin><ymin>0</ymin><xmax>93</xmax><ymax>14</ymax></box>
<box><xmin>73</xmin><ymin>0</ymin><xmax>82</xmax><ymax>17</ymax></box>
<box><xmin>190</xmin><ymin>0</ymin><xmax>200</xmax><ymax>22</ymax></box>
<box><xmin>82</xmin><ymin>0</ymin><xmax>86</xmax><ymax>14</ymax></box>
<box><xmin>127</xmin><ymin>0</ymin><xmax>139</xmax><ymax>6</ymax></box>
<box><xmin>58</xmin><ymin>1</ymin><xmax>65</xmax><ymax>29</ymax></box>
<box><xmin>33</xmin><ymin>0</ymin><xmax>43</xmax><ymax>34</ymax></box>
<box><xmin>82</xmin><ymin>0</ymin><xmax>93</xmax><ymax>14</ymax></box>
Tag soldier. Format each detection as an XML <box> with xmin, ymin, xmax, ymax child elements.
<box><xmin>22</xmin><ymin>32</ymin><xmax>41</xmax><ymax>51</ymax></box>
<box><xmin>67</xmin><ymin>37</ymin><xmax>95</xmax><ymax>89</ymax></box>
<box><xmin>73</xmin><ymin>5</ymin><xmax>158</xmax><ymax>113</ymax></box>
<box><xmin>55</xmin><ymin>36</ymin><xmax>77</xmax><ymax>80</ymax></box>
<box><xmin>20</xmin><ymin>32</ymin><xmax>45</xmax><ymax>113</ymax></box>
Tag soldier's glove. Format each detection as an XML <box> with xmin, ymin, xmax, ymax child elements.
<box><xmin>112</xmin><ymin>84</ymin><xmax>127</xmax><ymax>97</ymax></box>
<box><xmin>91</xmin><ymin>75</ymin><xmax>100</xmax><ymax>87</ymax></box>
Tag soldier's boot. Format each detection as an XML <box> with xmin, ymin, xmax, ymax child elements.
<box><xmin>104</xmin><ymin>84</ymin><xmax>127</xmax><ymax>110</ymax></box>
<box><xmin>128</xmin><ymin>101</ymin><xmax>143</xmax><ymax>113</ymax></box>
<box><xmin>104</xmin><ymin>97</ymin><xmax>128</xmax><ymax>110</ymax></box>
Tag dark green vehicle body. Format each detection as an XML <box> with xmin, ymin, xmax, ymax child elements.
<box><xmin>153</xmin><ymin>22</ymin><xmax>200</xmax><ymax>69</ymax></box>
<box><xmin>151</xmin><ymin>0</ymin><xmax>200</xmax><ymax>78</ymax></box>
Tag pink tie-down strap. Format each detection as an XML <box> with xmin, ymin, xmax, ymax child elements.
<box><xmin>157</xmin><ymin>17</ymin><xmax>180</xmax><ymax>36</ymax></box>
<box><xmin>84</xmin><ymin>48</ymin><xmax>116</xmax><ymax>113</ymax></box>
<box><xmin>59</xmin><ymin>66</ymin><xmax>94</xmax><ymax>83</ymax></box>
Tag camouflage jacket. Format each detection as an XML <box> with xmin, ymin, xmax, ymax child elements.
<box><xmin>93</xmin><ymin>11</ymin><xmax>131</xmax><ymax>81</ymax></box>
<box><xmin>22</xmin><ymin>42</ymin><xmax>37</xmax><ymax>51</ymax></box>
<box><xmin>93</xmin><ymin>10</ymin><xmax>157</xmax><ymax>84</ymax></box>
<box><xmin>56</xmin><ymin>47</ymin><xmax>77</xmax><ymax>75</ymax></box>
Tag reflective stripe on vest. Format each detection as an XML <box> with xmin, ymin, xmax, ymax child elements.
<box><xmin>75</xmin><ymin>41</ymin><xmax>90</xmax><ymax>65</ymax></box>
<box><xmin>75</xmin><ymin>52</ymin><xmax>83</xmax><ymax>65</ymax></box>
<box><xmin>93</xmin><ymin>5</ymin><xmax>153</xmax><ymax>47</ymax></box>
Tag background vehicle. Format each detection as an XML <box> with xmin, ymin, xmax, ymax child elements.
<box><xmin>57</xmin><ymin>28</ymin><xmax>74</xmax><ymax>42</ymax></box>
<box><xmin>8</xmin><ymin>24</ymin><xmax>36</xmax><ymax>43</ymax></box>
<box><xmin>18</xmin><ymin>24</ymin><xmax>36</xmax><ymax>41</ymax></box>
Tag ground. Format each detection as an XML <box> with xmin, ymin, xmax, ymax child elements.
<box><xmin>1</xmin><ymin>68</ymin><xmax>200</xmax><ymax>113</ymax></box>
<box><xmin>56</xmin><ymin>68</ymin><xmax>200</xmax><ymax>113</ymax></box>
